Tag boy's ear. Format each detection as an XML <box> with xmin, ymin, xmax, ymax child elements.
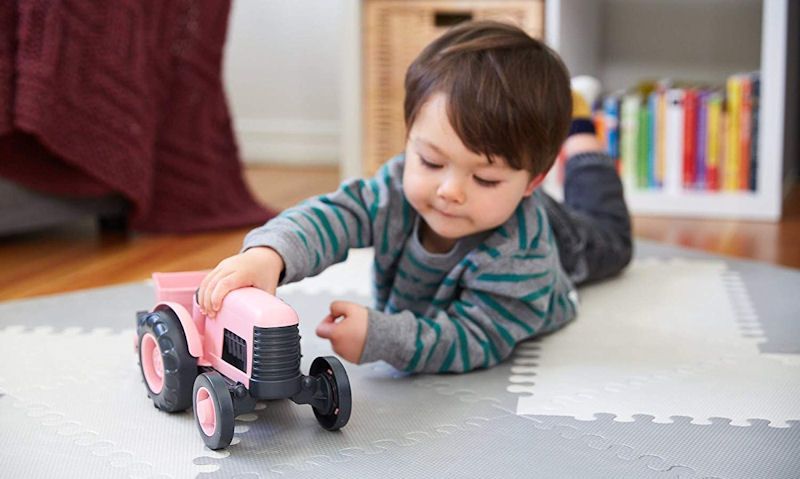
<box><xmin>523</xmin><ymin>173</ymin><xmax>546</xmax><ymax>197</ymax></box>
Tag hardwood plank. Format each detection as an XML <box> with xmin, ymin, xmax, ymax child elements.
<box><xmin>633</xmin><ymin>184</ymin><xmax>800</xmax><ymax>268</ymax></box>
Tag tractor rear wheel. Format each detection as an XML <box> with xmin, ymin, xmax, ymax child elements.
<box><xmin>137</xmin><ymin>308</ymin><xmax>197</xmax><ymax>412</ymax></box>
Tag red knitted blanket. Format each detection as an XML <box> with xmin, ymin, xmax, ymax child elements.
<box><xmin>0</xmin><ymin>0</ymin><xmax>273</xmax><ymax>232</ymax></box>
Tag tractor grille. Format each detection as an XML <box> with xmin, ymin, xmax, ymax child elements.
<box><xmin>222</xmin><ymin>329</ymin><xmax>247</xmax><ymax>372</ymax></box>
<box><xmin>252</xmin><ymin>325</ymin><xmax>301</xmax><ymax>382</ymax></box>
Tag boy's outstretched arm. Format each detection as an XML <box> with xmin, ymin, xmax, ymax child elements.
<box><xmin>242</xmin><ymin>159</ymin><xmax>403</xmax><ymax>286</ymax></box>
<box><xmin>199</xmin><ymin>158</ymin><xmax>404</xmax><ymax>314</ymax></box>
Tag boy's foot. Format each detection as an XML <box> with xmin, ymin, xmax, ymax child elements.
<box><xmin>565</xmin><ymin>75</ymin><xmax>603</xmax><ymax>156</ymax></box>
<box><xmin>570</xmin><ymin>75</ymin><xmax>602</xmax><ymax>115</ymax></box>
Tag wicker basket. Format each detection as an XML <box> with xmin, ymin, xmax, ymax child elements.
<box><xmin>362</xmin><ymin>0</ymin><xmax>544</xmax><ymax>175</ymax></box>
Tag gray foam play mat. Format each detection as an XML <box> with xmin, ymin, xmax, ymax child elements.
<box><xmin>1</xmin><ymin>240</ymin><xmax>798</xmax><ymax>478</ymax></box>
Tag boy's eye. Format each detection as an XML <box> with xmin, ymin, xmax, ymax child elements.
<box><xmin>419</xmin><ymin>156</ymin><xmax>442</xmax><ymax>169</ymax></box>
<box><xmin>474</xmin><ymin>176</ymin><xmax>500</xmax><ymax>187</ymax></box>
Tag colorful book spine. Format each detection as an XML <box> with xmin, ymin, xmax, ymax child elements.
<box><xmin>647</xmin><ymin>92</ymin><xmax>658</xmax><ymax>188</ymax></box>
<box><xmin>719</xmin><ymin>109</ymin><xmax>728</xmax><ymax>189</ymax></box>
<box><xmin>620</xmin><ymin>93</ymin><xmax>641</xmax><ymax>190</ymax></box>
<box><xmin>695</xmin><ymin>90</ymin><xmax>709</xmax><ymax>189</ymax></box>
<box><xmin>637</xmin><ymin>99</ymin><xmax>650</xmax><ymax>189</ymax></box>
<box><xmin>725</xmin><ymin>75</ymin><xmax>742</xmax><ymax>190</ymax></box>
<box><xmin>664</xmin><ymin>88</ymin><xmax>685</xmax><ymax>194</ymax></box>
<box><xmin>655</xmin><ymin>88</ymin><xmax>667</xmax><ymax>188</ymax></box>
<box><xmin>749</xmin><ymin>74</ymin><xmax>760</xmax><ymax>191</ymax></box>
<box><xmin>705</xmin><ymin>90</ymin><xmax>723</xmax><ymax>191</ymax></box>
<box><xmin>593</xmin><ymin>109</ymin><xmax>607</xmax><ymax>151</ymax></box>
<box><xmin>739</xmin><ymin>75</ymin><xmax>753</xmax><ymax>190</ymax></box>
<box><xmin>682</xmin><ymin>89</ymin><xmax>698</xmax><ymax>189</ymax></box>
<box><xmin>604</xmin><ymin>95</ymin><xmax>621</xmax><ymax>162</ymax></box>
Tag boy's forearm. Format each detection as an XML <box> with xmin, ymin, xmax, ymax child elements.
<box><xmin>360</xmin><ymin>308</ymin><xmax>418</xmax><ymax>368</ymax></box>
<box><xmin>241</xmin><ymin>176</ymin><xmax>384</xmax><ymax>285</ymax></box>
<box><xmin>362</xmin><ymin>276</ymin><xmax>577</xmax><ymax>374</ymax></box>
<box><xmin>361</xmin><ymin>302</ymin><xmax>516</xmax><ymax>374</ymax></box>
<box><xmin>242</xmin><ymin>223</ymin><xmax>311</xmax><ymax>285</ymax></box>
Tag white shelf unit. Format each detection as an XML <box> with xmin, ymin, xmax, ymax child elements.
<box><xmin>545</xmin><ymin>0</ymin><xmax>792</xmax><ymax>221</ymax></box>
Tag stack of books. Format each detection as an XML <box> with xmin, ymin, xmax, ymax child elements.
<box><xmin>592</xmin><ymin>72</ymin><xmax>760</xmax><ymax>194</ymax></box>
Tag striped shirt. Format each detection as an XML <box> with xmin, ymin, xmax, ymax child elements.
<box><xmin>243</xmin><ymin>154</ymin><xmax>578</xmax><ymax>373</ymax></box>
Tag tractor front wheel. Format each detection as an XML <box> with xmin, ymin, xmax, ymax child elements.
<box><xmin>310</xmin><ymin>356</ymin><xmax>351</xmax><ymax>431</ymax></box>
<box><xmin>193</xmin><ymin>372</ymin><xmax>235</xmax><ymax>450</ymax></box>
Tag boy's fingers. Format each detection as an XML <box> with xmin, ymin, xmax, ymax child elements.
<box><xmin>210</xmin><ymin>272</ymin><xmax>240</xmax><ymax>313</ymax></box>
<box><xmin>259</xmin><ymin>276</ymin><xmax>278</xmax><ymax>296</ymax></box>
<box><xmin>198</xmin><ymin>271</ymin><xmax>213</xmax><ymax>312</ymax></box>
<box><xmin>328</xmin><ymin>300</ymin><xmax>351</xmax><ymax>317</ymax></box>
<box><xmin>200</xmin><ymin>267</ymin><xmax>227</xmax><ymax>313</ymax></box>
<box><xmin>315</xmin><ymin>314</ymin><xmax>336</xmax><ymax>338</ymax></box>
<box><xmin>203</xmin><ymin>276</ymin><xmax>218</xmax><ymax>315</ymax></box>
<box><xmin>204</xmin><ymin>275</ymin><xmax>223</xmax><ymax>315</ymax></box>
<box><xmin>200</xmin><ymin>276</ymin><xmax>214</xmax><ymax>314</ymax></box>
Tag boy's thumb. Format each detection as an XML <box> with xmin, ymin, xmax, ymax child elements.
<box><xmin>315</xmin><ymin>314</ymin><xmax>336</xmax><ymax>339</ymax></box>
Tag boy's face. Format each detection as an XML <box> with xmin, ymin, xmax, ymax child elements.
<box><xmin>403</xmin><ymin>93</ymin><xmax>544</xmax><ymax>250</ymax></box>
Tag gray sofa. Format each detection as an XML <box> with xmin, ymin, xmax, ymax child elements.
<box><xmin>0</xmin><ymin>177</ymin><xmax>128</xmax><ymax>236</ymax></box>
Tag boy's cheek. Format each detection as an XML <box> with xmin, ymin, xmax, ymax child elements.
<box><xmin>473</xmin><ymin>192</ymin><xmax>520</xmax><ymax>227</ymax></box>
<box><xmin>402</xmin><ymin>177</ymin><xmax>428</xmax><ymax>211</ymax></box>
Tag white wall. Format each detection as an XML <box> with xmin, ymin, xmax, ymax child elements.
<box><xmin>223</xmin><ymin>1</ymin><xmax>341</xmax><ymax>165</ymax></box>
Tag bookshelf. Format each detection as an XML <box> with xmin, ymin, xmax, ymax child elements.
<box><xmin>544</xmin><ymin>0</ymin><xmax>793</xmax><ymax>221</ymax></box>
<box><xmin>340</xmin><ymin>0</ymin><xmax>794</xmax><ymax>221</ymax></box>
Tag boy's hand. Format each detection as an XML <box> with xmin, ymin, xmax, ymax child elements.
<box><xmin>315</xmin><ymin>301</ymin><xmax>368</xmax><ymax>364</ymax></box>
<box><xmin>198</xmin><ymin>247</ymin><xmax>285</xmax><ymax>318</ymax></box>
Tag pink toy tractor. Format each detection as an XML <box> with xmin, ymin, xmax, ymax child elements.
<box><xmin>135</xmin><ymin>271</ymin><xmax>351</xmax><ymax>450</ymax></box>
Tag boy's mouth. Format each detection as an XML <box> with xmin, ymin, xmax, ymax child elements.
<box><xmin>433</xmin><ymin>207</ymin><xmax>461</xmax><ymax>219</ymax></box>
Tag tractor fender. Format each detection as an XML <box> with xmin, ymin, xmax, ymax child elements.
<box><xmin>154</xmin><ymin>302</ymin><xmax>203</xmax><ymax>358</ymax></box>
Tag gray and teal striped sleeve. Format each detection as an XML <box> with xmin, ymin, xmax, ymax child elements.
<box><xmin>241</xmin><ymin>159</ymin><xmax>401</xmax><ymax>285</ymax></box>
<box><xmin>360</xmin><ymin>199</ymin><xmax>578</xmax><ymax>373</ymax></box>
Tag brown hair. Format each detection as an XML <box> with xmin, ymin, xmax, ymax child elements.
<box><xmin>404</xmin><ymin>20</ymin><xmax>572</xmax><ymax>175</ymax></box>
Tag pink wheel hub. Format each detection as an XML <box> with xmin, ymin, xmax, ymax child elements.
<box><xmin>195</xmin><ymin>387</ymin><xmax>217</xmax><ymax>436</ymax></box>
<box><xmin>141</xmin><ymin>333</ymin><xmax>164</xmax><ymax>394</ymax></box>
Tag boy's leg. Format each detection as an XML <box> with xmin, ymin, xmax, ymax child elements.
<box><xmin>544</xmin><ymin>84</ymin><xmax>632</xmax><ymax>285</ymax></box>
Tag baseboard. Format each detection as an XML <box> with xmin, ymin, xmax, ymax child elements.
<box><xmin>235</xmin><ymin>118</ymin><xmax>339</xmax><ymax>166</ymax></box>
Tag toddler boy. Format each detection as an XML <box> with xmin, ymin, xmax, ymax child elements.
<box><xmin>198</xmin><ymin>21</ymin><xmax>631</xmax><ymax>373</ymax></box>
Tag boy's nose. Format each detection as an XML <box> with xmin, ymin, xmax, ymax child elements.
<box><xmin>437</xmin><ymin>179</ymin><xmax>466</xmax><ymax>204</ymax></box>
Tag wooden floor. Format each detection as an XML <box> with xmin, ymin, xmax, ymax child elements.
<box><xmin>1</xmin><ymin>164</ymin><xmax>798</xmax><ymax>301</ymax></box>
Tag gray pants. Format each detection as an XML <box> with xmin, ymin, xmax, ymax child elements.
<box><xmin>543</xmin><ymin>152</ymin><xmax>633</xmax><ymax>286</ymax></box>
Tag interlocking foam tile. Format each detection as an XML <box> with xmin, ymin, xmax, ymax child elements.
<box><xmin>512</xmin><ymin>258</ymin><xmax>800</xmax><ymax>427</ymax></box>
<box><xmin>530</xmin><ymin>413</ymin><xmax>800</xmax><ymax>479</ymax></box>
<box><xmin>0</xmin><ymin>325</ymin><xmax>227</xmax><ymax>478</ymax></box>
<box><xmin>197</xmin><ymin>409</ymin><xmax>673</xmax><ymax>479</ymax></box>
<box><xmin>278</xmin><ymin>248</ymin><xmax>374</xmax><ymax>298</ymax></box>
<box><xmin>1</xmin><ymin>242</ymin><xmax>799</xmax><ymax>478</ymax></box>
<box><xmin>0</xmin><ymin>282</ymin><xmax>150</xmax><ymax>333</ymax></box>
<box><xmin>637</xmin><ymin>240</ymin><xmax>800</xmax><ymax>355</ymax></box>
